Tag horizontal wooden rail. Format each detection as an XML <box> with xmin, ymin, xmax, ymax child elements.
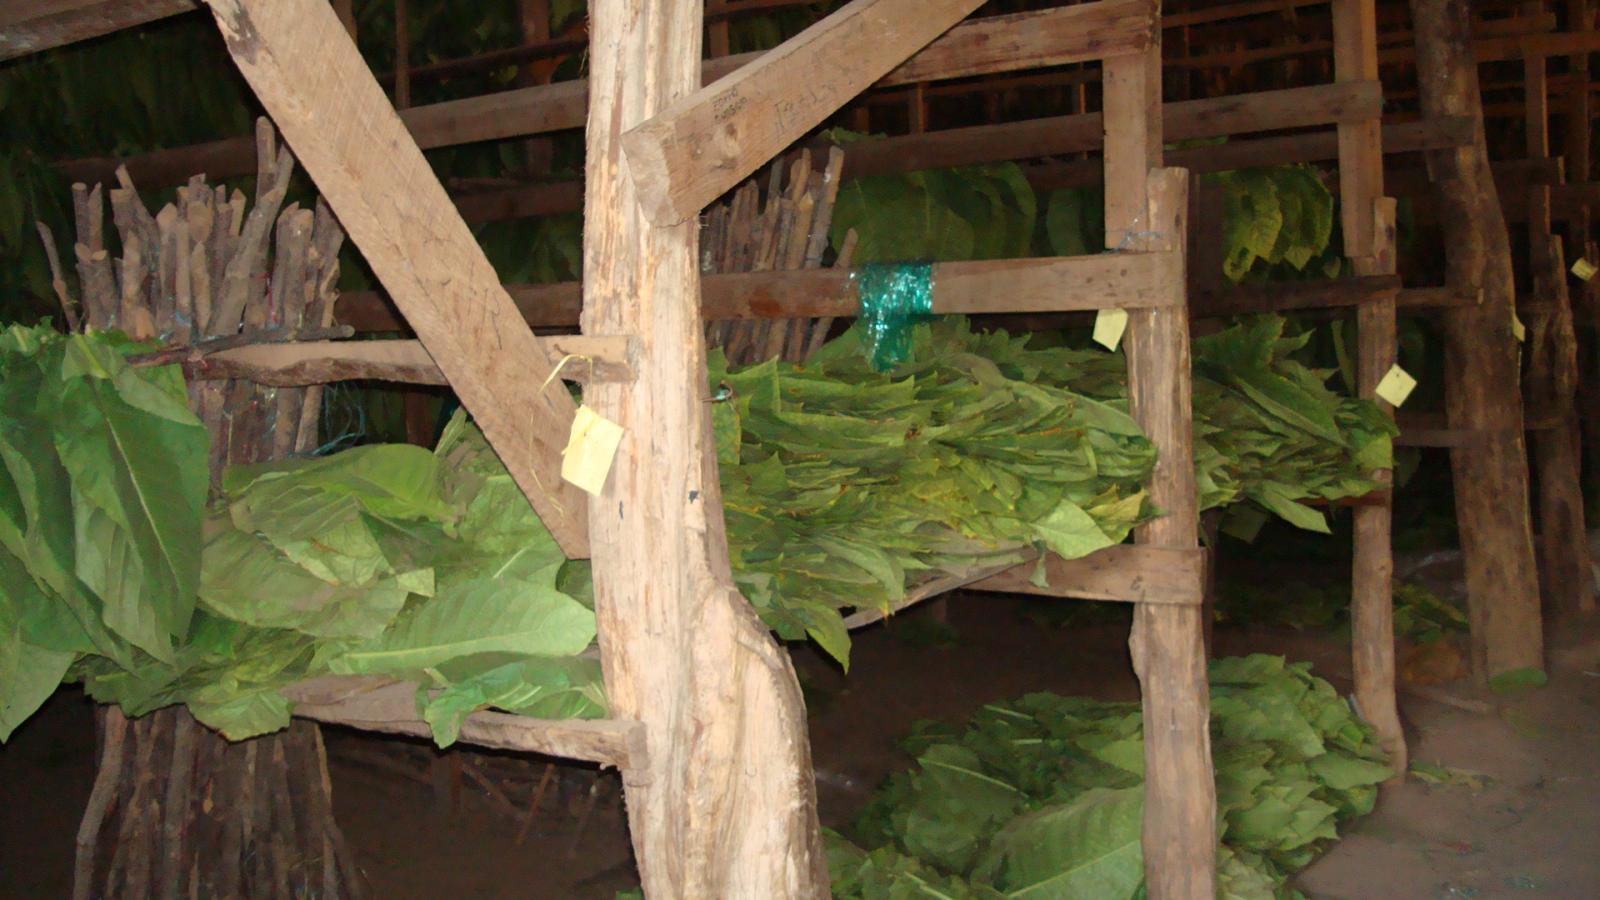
<box><xmin>1192</xmin><ymin>275</ymin><xmax>1399</xmax><ymax>318</ymax></box>
<box><xmin>440</xmin><ymin>116</ymin><xmax>1475</xmax><ymax>230</ymax></box>
<box><xmin>0</xmin><ymin>0</ymin><xmax>198</xmax><ymax>62</ymax></box>
<box><xmin>193</xmin><ymin>335</ymin><xmax>635</xmax><ymax>386</ymax></box>
<box><xmin>284</xmin><ymin>676</ymin><xmax>648</xmax><ymax>773</ymax></box>
<box><xmin>841</xmin><ymin>554</ymin><xmax>1041</xmax><ymax>630</ymax></box>
<box><xmin>842</xmin><ymin>543</ymin><xmax>1206</xmax><ymax>629</ymax></box>
<box><xmin>1396</xmin><ymin>409</ymin><xmax>1568</xmax><ymax>447</ymax></box>
<box><xmin>971</xmin><ymin>545</ymin><xmax>1207</xmax><ymax>605</ymax></box>
<box><xmin>1395</xmin><ymin>413</ymin><xmax>1479</xmax><ymax>448</ymax></box>
<box><xmin>1026</xmin><ymin>117</ymin><xmax>1475</xmax><ymax>192</ymax></box>
<box><xmin>338</xmin><ymin>252</ymin><xmax>1184</xmax><ymax>332</ymax></box>
<box><xmin>1396</xmin><ymin>286</ymin><xmax>1482</xmax><ymax>310</ymax></box>
<box><xmin>840</xmin><ymin>80</ymin><xmax>1382</xmax><ymax>179</ymax></box>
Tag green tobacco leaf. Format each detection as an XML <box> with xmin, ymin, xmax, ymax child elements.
<box><xmin>329</xmin><ymin>576</ymin><xmax>595</xmax><ymax>676</ymax></box>
<box><xmin>851</xmin><ymin>656</ymin><xmax>1388</xmax><ymax>894</ymax></box>
<box><xmin>0</xmin><ymin>629</ymin><xmax>74</xmax><ymax>742</ymax></box>
<box><xmin>227</xmin><ymin>443</ymin><xmax>451</xmax><ymax>526</ymax></box>
<box><xmin>1031</xmin><ymin>501</ymin><xmax>1118</xmax><ymax>560</ymax></box>
<box><xmin>1488</xmin><ymin>667</ymin><xmax>1548</xmax><ymax>694</ymax></box>
<box><xmin>1247</xmin><ymin>483</ymin><xmax>1330</xmax><ymax>535</ymax></box>
<box><xmin>896</xmin><ymin>744</ymin><xmax>1025</xmax><ymax>874</ymax></box>
<box><xmin>421</xmin><ymin>656</ymin><xmax>607</xmax><ymax>748</ymax></box>
<box><xmin>978</xmin><ymin>787</ymin><xmax>1144</xmax><ymax>899</ymax></box>
<box><xmin>49</xmin><ymin>338</ymin><xmax>206</xmax><ymax>659</ymax></box>
<box><xmin>188</xmin><ymin>689</ymin><xmax>292</xmax><ymax>741</ymax></box>
<box><xmin>199</xmin><ymin>527</ymin><xmax>412</xmax><ymax>640</ymax></box>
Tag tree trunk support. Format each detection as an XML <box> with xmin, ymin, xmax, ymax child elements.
<box><xmin>1412</xmin><ymin>0</ymin><xmax>1546</xmax><ymax>679</ymax></box>
<box><xmin>581</xmin><ymin>0</ymin><xmax>826</xmax><ymax>896</ymax></box>
<box><xmin>1522</xmin><ymin>40</ymin><xmax>1594</xmax><ymax>617</ymax></box>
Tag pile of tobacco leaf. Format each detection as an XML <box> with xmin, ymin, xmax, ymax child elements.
<box><xmin>2</xmin><ymin>313</ymin><xmax>1392</xmax><ymax>743</ymax></box>
<box><xmin>0</xmin><ymin>324</ymin><xmax>601</xmax><ymax>743</ymax></box>
<box><xmin>829</xmin><ymin>654</ymin><xmax>1393</xmax><ymax>899</ymax></box>
<box><xmin>687</xmin><ymin>315</ymin><xmax>1394</xmax><ymax>663</ymax></box>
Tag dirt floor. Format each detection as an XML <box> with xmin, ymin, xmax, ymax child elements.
<box><xmin>3</xmin><ymin>589</ymin><xmax>1598</xmax><ymax>899</ymax></box>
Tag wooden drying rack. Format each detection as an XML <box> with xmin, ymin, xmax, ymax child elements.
<box><xmin>5</xmin><ymin>0</ymin><xmax>1432</xmax><ymax>896</ymax></box>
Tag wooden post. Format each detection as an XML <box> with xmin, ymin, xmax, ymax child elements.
<box><xmin>1523</xmin><ymin>41</ymin><xmax>1595</xmax><ymax>616</ymax></box>
<box><xmin>581</xmin><ymin>0</ymin><xmax>825</xmax><ymax>896</ymax></box>
<box><xmin>1567</xmin><ymin>0</ymin><xmax>1600</xmax><ymax>496</ymax></box>
<box><xmin>1333</xmin><ymin>0</ymin><xmax>1405</xmax><ymax>773</ymax></box>
<box><xmin>708</xmin><ymin>0</ymin><xmax>731</xmax><ymax>57</ymax></box>
<box><xmin>515</xmin><ymin>0</ymin><xmax>556</xmax><ymax>176</ymax></box>
<box><xmin>1105</xmin><ymin>39</ymin><xmax>1217</xmax><ymax>900</ymax></box>
<box><xmin>393</xmin><ymin>0</ymin><xmax>410</xmax><ymax>109</ymax></box>
<box><xmin>1411</xmin><ymin>0</ymin><xmax>1546</xmax><ymax>679</ymax></box>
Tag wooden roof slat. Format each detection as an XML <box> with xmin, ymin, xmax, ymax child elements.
<box><xmin>0</xmin><ymin>0</ymin><xmax>198</xmax><ymax>62</ymax></box>
<box><xmin>841</xmin><ymin>80</ymin><xmax>1382</xmax><ymax>179</ymax></box>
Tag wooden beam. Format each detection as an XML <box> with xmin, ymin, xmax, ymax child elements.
<box><xmin>621</xmin><ymin>0</ymin><xmax>988</xmax><ymax>224</ymax></box>
<box><xmin>841</xmin><ymin>81</ymin><xmax>1384</xmax><ymax>179</ymax></box>
<box><xmin>1192</xmin><ymin>274</ymin><xmax>1400</xmax><ymax>318</ymax></box>
<box><xmin>841</xmin><ymin>554</ymin><xmax>1043</xmax><ymax>630</ymax></box>
<box><xmin>1026</xmin><ymin>117</ymin><xmax>1476</xmax><ymax>192</ymax></box>
<box><xmin>1470</xmin><ymin>28</ymin><xmax>1600</xmax><ymax>61</ymax></box>
<box><xmin>1164</xmin><ymin>0</ymin><xmax>1324</xmax><ymax>28</ymax></box>
<box><xmin>1396</xmin><ymin>412</ymin><xmax>1477</xmax><ymax>447</ymax></box>
<box><xmin>1396</xmin><ymin>285</ymin><xmax>1482</xmax><ymax>309</ymax></box>
<box><xmin>349</xmin><ymin>112</ymin><xmax>1469</xmax><ymax>234</ymax></box>
<box><xmin>202</xmin><ymin>0</ymin><xmax>592</xmax><ymax>557</ymax></box>
<box><xmin>0</xmin><ymin>0</ymin><xmax>198</xmax><ymax>61</ymax></box>
<box><xmin>910</xmin><ymin>1</ymin><xmax>1161</xmax><ymax>77</ymax></box>
<box><xmin>970</xmin><ymin>545</ymin><xmax>1206</xmax><ymax>605</ymax></box>
<box><xmin>191</xmin><ymin>336</ymin><xmax>635</xmax><ymax>386</ymax></box>
<box><xmin>336</xmin><ymin>251</ymin><xmax>1185</xmax><ymax>333</ymax></box>
<box><xmin>283</xmin><ymin>676</ymin><xmax>647</xmax><ymax>770</ymax></box>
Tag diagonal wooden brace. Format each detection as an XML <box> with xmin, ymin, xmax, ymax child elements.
<box><xmin>621</xmin><ymin>0</ymin><xmax>987</xmax><ymax>226</ymax></box>
<box><xmin>203</xmin><ymin>0</ymin><xmax>593</xmax><ymax>557</ymax></box>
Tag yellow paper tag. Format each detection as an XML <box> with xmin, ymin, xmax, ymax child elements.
<box><xmin>1572</xmin><ymin>257</ymin><xmax>1598</xmax><ymax>281</ymax></box>
<box><xmin>1511</xmin><ymin>311</ymin><xmax>1526</xmax><ymax>342</ymax></box>
<box><xmin>1093</xmin><ymin>309</ymin><xmax>1129</xmax><ymax>351</ymax></box>
<box><xmin>1374</xmin><ymin>364</ymin><xmax>1417</xmax><ymax>407</ymax></box>
<box><xmin>561</xmin><ymin>406</ymin><xmax>624</xmax><ymax>496</ymax></box>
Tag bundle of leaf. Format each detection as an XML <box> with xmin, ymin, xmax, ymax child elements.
<box><xmin>828</xmin><ymin>162</ymin><xmax>1039</xmax><ymax>264</ymax></box>
<box><xmin>0</xmin><ymin>324</ymin><xmax>600</xmax><ymax>744</ymax></box>
<box><xmin>1044</xmin><ymin>166</ymin><xmax>1337</xmax><ymax>282</ymax></box>
<box><xmin>833</xmin><ymin>655</ymin><xmax>1392</xmax><ymax>899</ymax></box>
<box><xmin>681</xmin><ymin>314</ymin><xmax>1393</xmax><ymax>664</ymax></box>
<box><xmin>1218</xmin><ymin>577</ymin><xmax>1468</xmax><ymax>643</ymax></box>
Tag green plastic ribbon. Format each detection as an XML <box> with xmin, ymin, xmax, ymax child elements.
<box><xmin>855</xmin><ymin>262</ymin><xmax>935</xmax><ymax>371</ymax></box>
